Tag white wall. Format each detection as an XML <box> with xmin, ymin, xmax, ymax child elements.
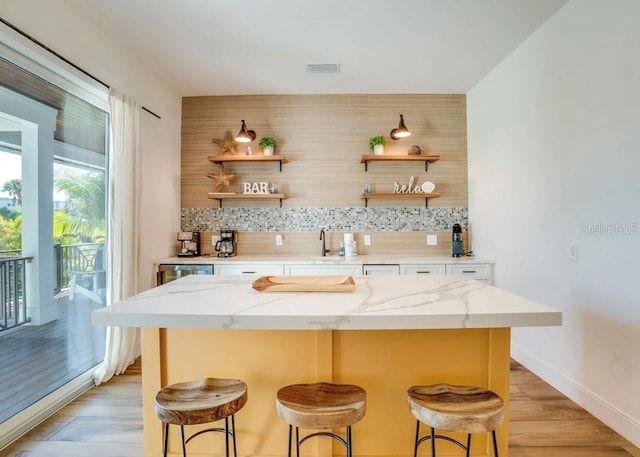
<box><xmin>1</xmin><ymin>0</ymin><xmax>182</xmax><ymax>291</ymax></box>
<box><xmin>468</xmin><ymin>0</ymin><xmax>640</xmax><ymax>445</ymax></box>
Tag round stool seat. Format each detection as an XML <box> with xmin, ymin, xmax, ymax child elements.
<box><xmin>155</xmin><ymin>378</ymin><xmax>248</xmax><ymax>426</ymax></box>
<box><xmin>407</xmin><ymin>383</ymin><xmax>504</xmax><ymax>434</ymax></box>
<box><xmin>276</xmin><ymin>382</ymin><xmax>366</xmax><ymax>429</ymax></box>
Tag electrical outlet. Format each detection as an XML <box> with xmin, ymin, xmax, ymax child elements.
<box><xmin>569</xmin><ymin>243</ymin><xmax>578</xmax><ymax>261</ymax></box>
<box><xmin>363</xmin><ymin>234</ymin><xmax>371</xmax><ymax>246</ymax></box>
<box><xmin>427</xmin><ymin>234</ymin><xmax>438</xmax><ymax>246</ymax></box>
<box><xmin>212</xmin><ymin>235</ymin><xmax>220</xmax><ymax>246</ymax></box>
<box><xmin>275</xmin><ymin>234</ymin><xmax>283</xmax><ymax>246</ymax></box>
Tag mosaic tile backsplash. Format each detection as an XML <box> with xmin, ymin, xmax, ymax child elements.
<box><xmin>182</xmin><ymin>207</ymin><xmax>468</xmax><ymax>232</ymax></box>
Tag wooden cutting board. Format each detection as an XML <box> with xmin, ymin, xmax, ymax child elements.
<box><xmin>252</xmin><ymin>275</ymin><xmax>356</xmax><ymax>292</ymax></box>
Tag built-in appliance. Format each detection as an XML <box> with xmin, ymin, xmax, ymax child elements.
<box><xmin>452</xmin><ymin>223</ymin><xmax>463</xmax><ymax>257</ymax></box>
<box><xmin>215</xmin><ymin>230</ymin><xmax>238</xmax><ymax>257</ymax></box>
<box><xmin>177</xmin><ymin>231</ymin><xmax>201</xmax><ymax>257</ymax></box>
<box><xmin>156</xmin><ymin>264</ymin><xmax>213</xmax><ymax>285</ymax></box>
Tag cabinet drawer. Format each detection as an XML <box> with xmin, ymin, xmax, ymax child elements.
<box><xmin>286</xmin><ymin>264</ymin><xmax>362</xmax><ymax>276</ymax></box>
<box><xmin>363</xmin><ymin>264</ymin><xmax>400</xmax><ymax>276</ymax></box>
<box><xmin>217</xmin><ymin>264</ymin><xmax>284</xmax><ymax>276</ymax></box>
<box><xmin>401</xmin><ymin>264</ymin><xmax>446</xmax><ymax>275</ymax></box>
<box><xmin>445</xmin><ymin>264</ymin><xmax>492</xmax><ymax>280</ymax></box>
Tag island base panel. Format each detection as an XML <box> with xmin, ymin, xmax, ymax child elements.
<box><xmin>141</xmin><ymin>328</ymin><xmax>510</xmax><ymax>457</ymax></box>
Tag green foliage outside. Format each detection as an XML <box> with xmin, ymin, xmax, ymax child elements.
<box><xmin>54</xmin><ymin>173</ymin><xmax>106</xmax><ymax>243</ymax></box>
<box><xmin>2</xmin><ymin>178</ymin><xmax>22</xmax><ymax>206</ymax></box>
<box><xmin>0</xmin><ymin>173</ymin><xmax>105</xmax><ymax>253</ymax></box>
<box><xmin>0</xmin><ymin>214</ymin><xmax>21</xmax><ymax>251</ymax></box>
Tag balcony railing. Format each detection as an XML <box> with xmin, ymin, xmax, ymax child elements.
<box><xmin>0</xmin><ymin>256</ymin><xmax>33</xmax><ymax>331</ymax></box>
<box><xmin>0</xmin><ymin>243</ymin><xmax>105</xmax><ymax>333</ymax></box>
<box><xmin>55</xmin><ymin>243</ymin><xmax>105</xmax><ymax>291</ymax></box>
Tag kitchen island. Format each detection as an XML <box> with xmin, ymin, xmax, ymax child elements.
<box><xmin>92</xmin><ymin>274</ymin><xmax>561</xmax><ymax>457</ymax></box>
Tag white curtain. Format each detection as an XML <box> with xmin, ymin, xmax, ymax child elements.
<box><xmin>93</xmin><ymin>88</ymin><xmax>142</xmax><ymax>385</ymax></box>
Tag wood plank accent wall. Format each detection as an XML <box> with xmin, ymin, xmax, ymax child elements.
<box><xmin>181</xmin><ymin>94</ymin><xmax>467</xmax><ymax>209</ymax></box>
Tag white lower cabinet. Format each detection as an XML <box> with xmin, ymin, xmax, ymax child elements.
<box><xmin>216</xmin><ymin>264</ymin><xmax>284</xmax><ymax>276</ymax></box>
<box><xmin>401</xmin><ymin>264</ymin><xmax>446</xmax><ymax>275</ymax></box>
<box><xmin>181</xmin><ymin>260</ymin><xmax>493</xmax><ymax>284</ymax></box>
<box><xmin>402</xmin><ymin>263</ymin><xmax>493</xmax><ymax>285</ymax></box>
<box><xmin>285</xmin><ymin>264</ymin><xmax>362</xmax><ymax>276</ymax></box>
<box><xmin>362</xmin><ymin>264</ymin><xmax>400</xmax><ymax>275</ymax></box>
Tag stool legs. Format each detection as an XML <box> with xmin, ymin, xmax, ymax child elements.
<box><xmin>180</xmin><ymin>426</ymin><xmax>187</xmax><ymax>457</ymax></box>
<box><xmin>287</xmin><ymin>425</ymin><xmax>354</xmax><ymax>457</ymax></box>
<box><xmin>224</xmin><ymin>417</ymin><xmax>229</xmax><ymax>457</ymax></box>
<box><xmin>346</xmin><ymin>425</ymin><xmax>353</xmax><ymax>457</ymax></box>
<box><xmin>286</xmin><ymin>425</ymin><xmax>292</xmax><ymax>457</ymax></box>
<box><xmin>413</xmin><ymin>420</ymin><xmax>499</xmax><ymax>457</ymax></box>
<box><xmin>230</xmin><ymin>416</ymin><xmax>239</xmax><ymax>457</ymax></box>
<box><xmin>162</xmin><ymin>415</ymin><xmax>239</xmax><ymax>457</ymax></box>
<box><xmin>295</xmin><ymin>426</ymin><xmax>300</xmax><ymax>457</ymax></box>
<box><xmin>430</xmin><ymin>426</ymin><xmax>436</xmax><ymax>457</ymax></box>
<box><xmin>285</xmin><ymin>424</ymin><xmax>302</xmax><ymax>457</ymax></box>
<box><xmin>163</xmin><ymin>422</ymin><xmax>169</xmax><ymax>457</ymax></box>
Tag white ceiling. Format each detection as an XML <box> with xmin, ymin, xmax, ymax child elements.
<box><xmin>67</xmin><ymin>0</ymin><xmax>568</xmax><ymax>96</ymax></box>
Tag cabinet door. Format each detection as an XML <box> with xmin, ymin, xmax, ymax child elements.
<box><xmin>401</xmin><ymin>264</ymin><xmax>446</xmax><ymax>275</ymax></box>
<box><xmin>445</xmin><ymin>264</ymin><xmax>493</xmax><ymax>284</ymax></box>
<box><xmin>285</xmin><ymin>264</ymin><xmax>362</xmax><ymax>276</ymax></box>
<box><xmin>363</xmin><ymin>264</ymin><xmax>400</xmax><ymax>275</ymax></box>
<box><xmin>217</xmin><ymin>264</ymin><xmax>284</xmax><ymax>276</ymax></box>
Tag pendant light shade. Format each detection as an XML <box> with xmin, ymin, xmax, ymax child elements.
<box><xmin>235</xmin><ymin>120</ymin><xmax>256</xmax><ymax>143</ymax></box>
<box><xmin>390</xmin><ymin>114</ymin><xmax>411</xmax><ymax>140</ymax></box>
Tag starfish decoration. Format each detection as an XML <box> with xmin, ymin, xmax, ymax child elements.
<box><xmin>212</xmin><ymin>130</ymin><xmax>239</xmax><ymax>156</ymax></box>
<box><xmin>206</xmin><ymin>166</ymin><xmax>236</xmax><ymax>193</ymax></box>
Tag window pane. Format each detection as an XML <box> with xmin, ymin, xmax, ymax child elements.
<box><xmin>0</xmin><ymin>149</ymin><xmax>22</xmax><ymax>255</ymax></box>
<box><xmin>0</xmin><ymin>58</ymin><xmax>108</xmax><ymax>424</ymax></box>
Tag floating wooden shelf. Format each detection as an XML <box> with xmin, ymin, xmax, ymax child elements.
<box><xmin>207</xmin><ymin>192</ymin><xmax>286</xmax><ymax>208</ymax></box>
<box><xmin>360</xmin><ymin>154</ymin><xmax>440</xmax><ymax>172</ymax></box>
<box><xmin>208</xmin><ymin>155</ymin><xmax>288</xmax><ymax>171</ymax></box>
<box><xmin>360</xmin><ymin>192</ymin><xmax>440</xmax><ymax>207</ymax></box>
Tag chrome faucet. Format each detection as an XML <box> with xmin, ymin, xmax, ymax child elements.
<box><xmin>319</xmin><ymin>229</ymin><xmax>330</xmax><ymax>256</ymax></box>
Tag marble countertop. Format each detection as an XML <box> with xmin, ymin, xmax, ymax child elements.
<box><xmin>154</xmin><ymin>255</ymin><xmax>496</xmax><ymax>265</ymax></box>
<box><xmin>92</xmin><ymin>275</ymin><xmax>561</xmax><ymax>330</ymax></box>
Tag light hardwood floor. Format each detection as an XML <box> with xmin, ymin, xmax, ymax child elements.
<box><xmin>1</xmin><ymin>359</ymin><xmax>638</xmax><ymax>456</ymax></box>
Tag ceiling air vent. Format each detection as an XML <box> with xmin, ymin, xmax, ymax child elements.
<box><xmin>306</xmin><ymin>63</ymin><xmax>340</xmax><ymax>74</ymax></box>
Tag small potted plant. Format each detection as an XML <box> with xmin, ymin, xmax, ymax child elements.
<box><xmin>258</xmin><ymin>136</ymin><xmax>277</xmax><ymax>156</ymax></box>
<box><xmin>369</xmin><ymin>135</ymin><xmax>385</xmax><ymax>155</ymax></box>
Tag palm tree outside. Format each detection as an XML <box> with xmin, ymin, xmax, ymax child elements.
<box><xmin>1</xmin><ymin>178</ymin><xmax>22</xmax><ymax>207</ymax></box>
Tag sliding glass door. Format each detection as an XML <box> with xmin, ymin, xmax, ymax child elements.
<box><xmin>0</xmin><ymin>48</ymin><xmax>109</xmax><ymax>428</ymax></box>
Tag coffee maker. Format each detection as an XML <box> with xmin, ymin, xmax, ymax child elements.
<box><xmin>215</xmin><ymin>230</ymin><xmax>237</xmax><ymax>257</ymax></box>
<box><xmin>177</xmin><ymin>231</ymin><xmax>201</xmax><ymax>257</ymax></box>
<box><xmin>452</xmin><ymin>224</ymin><xmax>463</xmax><ymax>257</ymax></box>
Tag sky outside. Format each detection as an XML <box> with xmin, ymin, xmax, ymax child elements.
<box><xmin>0</xmin><ymin>152</ymin><xmax>21</xmax><ymax>198</ymax></box>
<box><xmin>0</xmin><ymin>152</ymin><xmax>90</xmax><ymax>201</ymax></box>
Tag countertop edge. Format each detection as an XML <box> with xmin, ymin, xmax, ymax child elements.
<box><xmin>92</xmin><ymin>310</ymin><xmax>562</xmax><ymax>330</ymax></box>
<box><xmin>154</xmin><ymin>255</ymin><xmax>496</xmax><ymax>265</ymax></box>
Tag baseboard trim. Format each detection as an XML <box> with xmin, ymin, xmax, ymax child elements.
<box><xmin>512</xmin><ymin>344</ymin><xmax>640</xmax><ymax>447</ymax></box>
<box><xmin>0</xmin><ymin>368</ymin><xmax>95</xmax><ymax>450</ymax></box>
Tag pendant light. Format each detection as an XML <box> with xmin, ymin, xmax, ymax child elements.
<box><xmin>390</xmin><ymin>114</ymin><xmax>411</xmax><ymax>140</ymax></box>
<box><xmin>235</xmin><ymin>120</ymin><xmax>256</xmax><ymax>143</ymax></box>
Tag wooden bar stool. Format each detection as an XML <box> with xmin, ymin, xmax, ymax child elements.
<box><xmin>406</xmin><ymin>383</ymin><xmax>504</xmax><ymax>457</ymax></box>
<box><xmin>155</xmin><ymin>378</ymin><xmax>247</xmax><ymax>457</ymax></box>
<box><xmin>276</xmin><ymin>382</ymin><xmax>366</xmax><ymax>457</ymax></box>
